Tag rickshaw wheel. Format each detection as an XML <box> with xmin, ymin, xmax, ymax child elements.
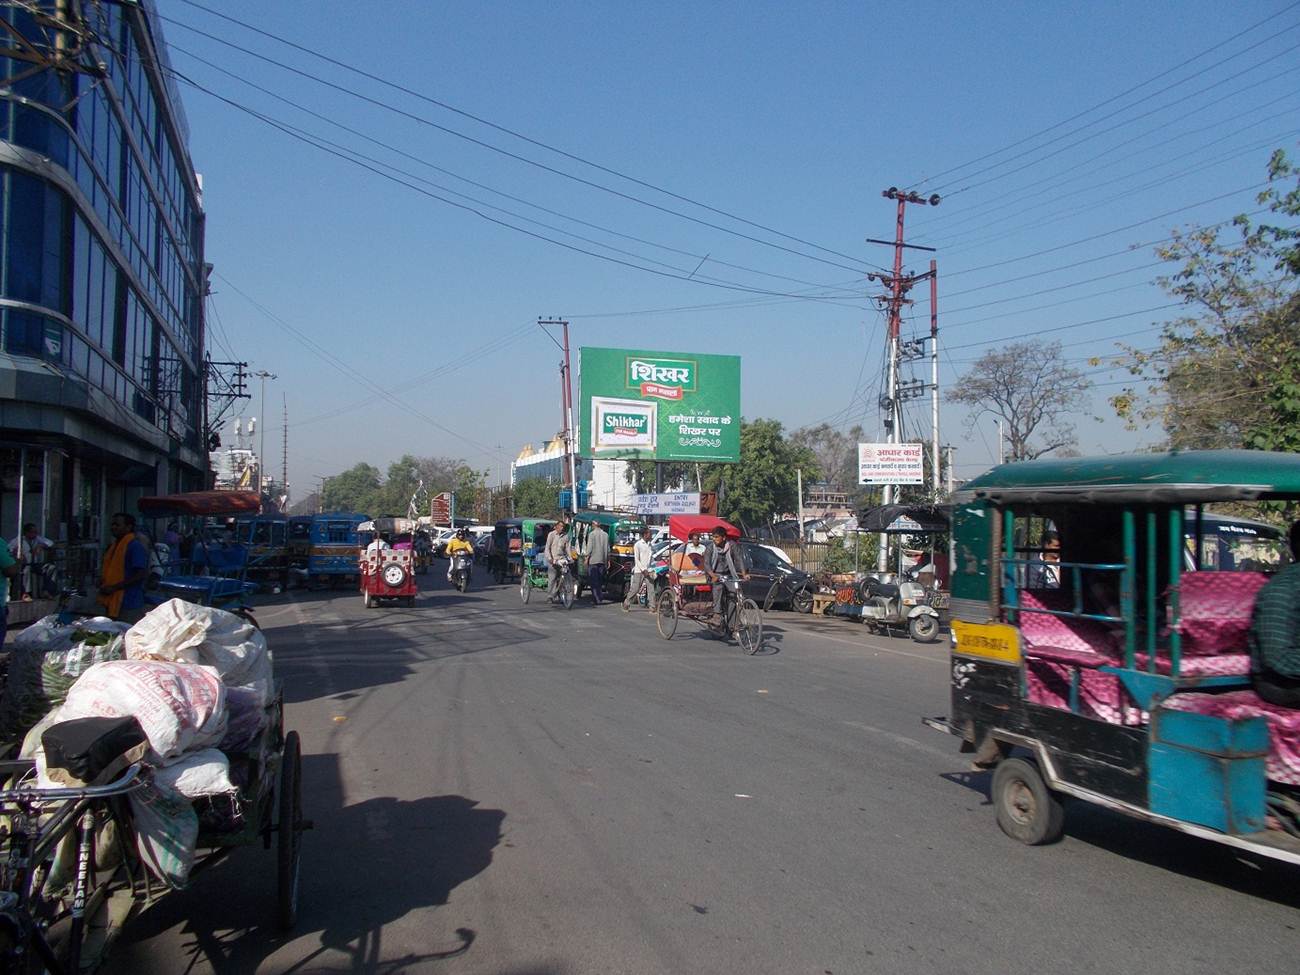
<box><xmin>992</xmin><ymin>757</ymin><xmax>1065</xmax><ymax>846</ymax></box>
<box><xmin>277</xmin><ymin>730</ymin><xmax>304</xmax><ymax>929</ymax></box>
<box><xmin>736</xmin><ymin>598</ymin><xmax>763</xmax><ymax>655</ymax></box>
<box><xmin>520</xmin><ymin>571</ymin><xmax>531</xmax><ymax>604</ymax></box>
<box><xmin>655</xmin><ymin>591</ymin><xmax>678</xmax><ymax>639</ymax></box>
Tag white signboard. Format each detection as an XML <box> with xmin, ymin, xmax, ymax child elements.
<box><xmin>858</xmin><ymin>442</ymin><xmax>924</xmax><ymax>485</ymax></box>
<box><xmin>591</xmin><ymin>396</ymin><xmax>658</xmax><ymax>452</ymax></box>
<box><xmin>632</xmin><ymin>492</ymin><xmax>701</xmax><ymax>515</ymax></box>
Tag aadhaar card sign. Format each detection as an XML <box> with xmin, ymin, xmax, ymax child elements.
<box><xmin>579</xmin><ymin>347</ymin><xmax>741</xmax><ymax>463</ymax></box>
<box><xmin>858</xmin><ymin>442</ymin><xmax>925</xmax><ymax>485</ymax></box>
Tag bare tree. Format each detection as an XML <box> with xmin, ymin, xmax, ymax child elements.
<box><xmin>950</xmin><ymin>340</ymin><xmax>1091</xmax><ymax>461</ymax></box>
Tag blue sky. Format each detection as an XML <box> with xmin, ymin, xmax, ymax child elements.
<box><xmin>158</xmin><ymin>0</ymin><xmax>1300</xmax><ymax>494</ymax></box>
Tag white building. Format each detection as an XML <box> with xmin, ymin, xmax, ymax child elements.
<box><xmin>511</xmin><ymin>438</ymin><xmax>635</xmax><ymax>511</ymax></box>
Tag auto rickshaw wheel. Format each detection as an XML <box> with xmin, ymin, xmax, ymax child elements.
<box><xmin>363</xmin><ymin>592</ymin><xmax>374</xmax><ymax>609</ymax></box>
<box><xmin>992</xmin><ymin>757</ymin><xmax>1065</xmax><ymax>846</ymax></box>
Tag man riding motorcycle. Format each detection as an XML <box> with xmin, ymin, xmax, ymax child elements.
<box><xmin>445</xmin><ymin>528</ymin><xmax>475</xmax><ymax>583</ymax></box>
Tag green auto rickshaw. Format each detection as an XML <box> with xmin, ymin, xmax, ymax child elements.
<box><xmin>570</xmin><ymin>511</ymin><xmax>646</xmax><ymax>602</ymax></box>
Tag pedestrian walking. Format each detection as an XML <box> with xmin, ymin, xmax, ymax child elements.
<box><xmin>584</xmin><ymin>524</ymin><xmax>610</xmax><ymax>604</ymax></box>
<box><xmin>545</xmin><ymin>519</ymin><xmax>571</xmax><ymax>602</ymax></box>
<box><xmin>623</xmin><ymin>526</ymin><xmax>655</xmax><ymax>611</ymax></box>
<box><xmin>0</xmin><ymin>525</ymin><xmax>21</xmax><ymax>646</ymax></box>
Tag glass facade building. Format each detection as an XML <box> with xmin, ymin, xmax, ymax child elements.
<box><xmin>0</xmin><ymin>0</ymin><xmax>206</xmax><ymax>587</ymax></box>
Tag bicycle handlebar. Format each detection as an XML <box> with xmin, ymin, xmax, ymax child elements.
<box><xmin>0</xmin><ymin>763</ymin><xmax>145</xmax><ymax>803</ymax></box>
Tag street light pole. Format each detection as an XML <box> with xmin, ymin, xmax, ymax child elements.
<box><xmin>253</xmin><ymin>370</ymin><xmax>276</xmax><ymax>493</ymax></box>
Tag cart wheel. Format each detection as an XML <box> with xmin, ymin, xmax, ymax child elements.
<box><xmin>736</xmin><ymin>598</ymin><xmax>763</xmax><ymax>655</ymax></box>
<box><xmin>655</xmin><ymin>590</ymin><xmax>678</xmax><ymax>639</ymax></box>
<box><xmin>520</xmin><ymin>571</ymin><xmax>531</xmax><ymax>604</ymax></box>
<box><xmin>277</xmin><ymin>730</ymin><xmax>303</xmax><ymax>929</ymax></box>
<box><xmin>992</xmin><ymin>757</ymin><xmax>1065</xmax><ymax>846</ymax></box>
<box><xmin>909</xmin><ymin>614</ymin><xmax>939</xmax><ymax>643</ymax></box>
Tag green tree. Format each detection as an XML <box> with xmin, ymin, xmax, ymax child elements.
<box><xmin>1108</xmin><ymin>148</ymin><xmax>1300</xmax><ymax>455</ymax></box>
<box><xmin>512</xmin><ymin>477</ymin><xmax>561</xmax><ymax>518</ymax></box>
<box><xmin>322</xmin><ymin>463</ymin><xmax>383</xmax><ymax>514</ymax></box>
<box><xmin>789</xmin><ymin>423</ymin><xmax>865</xmax><ymax>491</ymax></box>
<box><xmin>701</xmin><ymin>419</ymin><xmax>819</xmax><ymax>530</ymax></box>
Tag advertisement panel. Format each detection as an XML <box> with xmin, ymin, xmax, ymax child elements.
<box><xmin>579</xmin><ymin>347</ymin><xmax>741</xmax><ymax>463</ymax></box>
<box><xmin>858</xmin><ymin>443</ymin><xmax>925</xmax><ymax>485</ymax></box>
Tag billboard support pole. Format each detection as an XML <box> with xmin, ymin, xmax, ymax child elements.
<box><xmin>541</xmin><ymin>318</ymin><xmax>580</xmax><ymax>516</ymax></box>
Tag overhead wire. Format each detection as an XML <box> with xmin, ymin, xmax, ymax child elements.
<box><xmin>915</xmin><ymin>4</ymin><xmax>1300</xmax><ymax>192</ymax></box>
<box><xmin>170</xmin><ymin>44</ymin><xmax>864</xmax><ymax>296</ymax></box>
<box><xmin>171</xmin><ymin>70</ymin><xmax>877</xmax><ymax>303</ymax></box>
<box><xmin>159</xmin><ymin>8</ymin><xmax>883</xmax><ymax>277</ymax></box>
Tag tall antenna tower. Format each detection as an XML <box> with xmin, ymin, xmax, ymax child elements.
<box><xmin>281</xmin><ymin>394</ymin><xmax>289</xmax><ymax>502</ymax></box>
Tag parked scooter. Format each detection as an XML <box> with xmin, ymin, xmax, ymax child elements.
<box><xmin>855</xmin><ymin>571</ymin><xmax>944</xmax><ymax>643</ymax></box>
<box><xmin>451</xmin><ymin>552</ymin><xmax>473</xmax><ymax>593</ymax></box>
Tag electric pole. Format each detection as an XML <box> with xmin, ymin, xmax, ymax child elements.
<box><xmin>539</xmin><ymin>318</ymin><xmax>579</xmax><ymax>516</ymax></box>
<box><xmin>866</xmin><ymin>186</ymin><xmax>940</xmax><ymax>573</ymax></box>
<box><xmin>252</xmin><ymin>369</ymin><xmax>276</xmax><ymax>495</ymax></box>
<box><xmin>281</xmin><ymin>395</ymin><xmax>289</xmax><ymax>507</ymax></box>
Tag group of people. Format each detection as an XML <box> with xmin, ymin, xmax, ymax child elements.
<box><xmin>538</xmin><ymin>519</ymin><xmax>743</xmax><ymax>619</ymax></box>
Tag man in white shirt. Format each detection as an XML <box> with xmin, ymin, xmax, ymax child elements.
<box><xmin>10</xmin><ymin>523</ymin><xmax>52</xmax><ymax>600</ymax></box>
<box><xmin>365</xmin><ymin>535</ymin><xmax>392</xmax><ymax>557</ymax></box>
<box><xmin>623</xmin><ymin>526</ymin><xmax>655</xmax><ymax>611</ymax></box>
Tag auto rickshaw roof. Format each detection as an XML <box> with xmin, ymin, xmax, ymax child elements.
<box><xmin>669</xmin><ymin>515</ymin><xmax>740</xmax><ymax>541</ymax></box>
<box><xmin>138</xmin><ymin>491</ymin><xmax>262</xmax><ymax>517</ymax></box>
<box><xmin>960</xmin><ymin>450</ymin><xmax>1300</xmax><ymax>504</ymax></box>
<box><xmin>494</xmin><ymin>517</ymin><xmax>556</xmax><ymax>529</ymax></box>
<box><xmin>574</xmin><ymin>510</ymin><xmax>643</xmax><ymax>527</ymax></box>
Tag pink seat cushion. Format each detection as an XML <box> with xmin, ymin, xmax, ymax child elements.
<box><xmin>1134</xmin><ymin>652</ymin><xmax>1251</xmax><ymax>677</ymax></box>
<box><xmin>1162</xmin><ymin>690</ymin><xmax>1300</xmax><ymax>785</ymax></box>
<box><xmin>1019</xmin><ymin>590</ymin><xmax>1119</xmax><ymax>658</ymax></box>
<box><xmin>1174</xmin><ymin>571</ymin><xmax>1269</xmax><ymax>655</ymax></box>
<box><xmin>1025</xmin><ymin>659</ymin><xmax>1141</xmax><ymax>726</ymax></box>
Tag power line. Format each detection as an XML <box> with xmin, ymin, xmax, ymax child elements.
<box><xmin>170</xmin><ymin>43</ymin><xmax>865</xmax><ymax>296</ymax></box>
<box><xmin>913</xmin><ymin>3</ymin><xmax>1300</xmax><ymax>191</ymax></box>
<box><xmin>213</xmin><ymin>272</ymin><xmax>511</xmax><ymax>461</ymax></box>
<box><xmin>173</xmin><ymin>71</ymin><xmax>877</xmax><ymax>303</ymax></box>
<box><xmin>943</xmin><ymin>302</ymin><xmax>1183</xmax><ymax>353</ymax></box>
<box><xmin>160</xmin><ymin>7</ymin><xmax>884</xmax><ymax>277</ymax></box>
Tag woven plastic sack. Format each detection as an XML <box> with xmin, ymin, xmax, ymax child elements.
<box><xmin>152</xmin><ymin>748</ymin><xmax>237</xmax><ymax>799</ymax></box>
<box><xmin>56</xmin><ymin>660</ymin><xmax>227</xmax><ymax>763</ymax></box>
<box><xmin>0</xmin><ymin>623</ymin><xmax>129</xmax><ymax>742</ymax></box>
<box><xmin>129</xmin><ymin>780</ymin><xmax>199</xmax><ymax>888</ymax></box>
<box><xmin>125</xmin><ymin>599</ymin><xmax>273</xmax><ymax>706</ymax></box>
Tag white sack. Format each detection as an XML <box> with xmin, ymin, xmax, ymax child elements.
<box><xmin>129</xmin><ymin>781</ymin><xmax>199</xmax><ymax>888</ymax></box>
<box><xmin>56</xmin><ymin>660</ymin><xmax>227</xmax><ymax>763</ymax></box>
<box><xmin>152</xmin><ymin>748</ymin><xmax>237</xmax><ymax>798</ymax></box>
<box><xmin>125</xmin><ymin>599</ymin><xmax>272</xmax><ymax>706</ymax></box>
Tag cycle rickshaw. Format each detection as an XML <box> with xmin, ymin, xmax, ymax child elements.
<box><xmin>654</xmin><ymin>516</ymin><xmax>763</xmax><ymax>654</ymax></box>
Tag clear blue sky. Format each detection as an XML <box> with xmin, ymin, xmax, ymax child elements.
<box><xmin>158</xmin><ymin>0</ymin><xmax>1300</xmax><ymax>494</ymax></box>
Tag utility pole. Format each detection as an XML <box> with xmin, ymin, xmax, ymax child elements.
<box><xmin>866</xmin><ymin>186</ymin><xmax>940</xmax><ymax>573</ymax></box>
<box><xmin>252</xmin><ymin>369</ymin><xmax>276</xmax><ymax>495</ymax></box>
<box><xmin>281</xmin><ymin>395</ymin><xmax>289</xmax><ymax>506</ymax></box>
<box><xmin>929</xmin><ymin>260</ymin><xmax>940</xmax><ymax>501</ymax></box>
<box><xmin>995</xmin><ymin>419</ymin><xmax>1005</xmax><ymax>465</ymax></box>
<box><xmin>539</xmin><ymin>318</ymin><xmax>579</xmax><ymax>516</ymax></box>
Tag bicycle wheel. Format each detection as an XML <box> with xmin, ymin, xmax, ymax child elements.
<box><xmin>762</xmin><ymin>580</ymin><xmax>781</xmax><ymax>612</ymax></box>
<box><xmin>520</xmin><ymin>570</ymin><xmax>532</xmax><ymax>604</ymax></box>
<box><xmin>277</xmin><ymin>730</ymin><xmax>304</xmax><ymax>929</ymax></box>
<box><xmin>655</xmin><ymin>590</ymin><xmax>678</xmax><ymax>639</ymax></box>
<box><xmin>560</xmin><ymin>573</ymin><xmax>575</xmax><ymax>609</ymax></box>
<box><xmin>736</xmin><ymin>598</ymin><xmax>763</xmax><ymax>655</ymax></box>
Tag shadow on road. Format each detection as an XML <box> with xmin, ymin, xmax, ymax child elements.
<box><xmin>107</xmin><ymin>753</ymin><xmax>508</xmax><ymax>975</ymax></box>
<box><xmin>936</xmin><ymin>768</ymin><xmax>1300</xmax><ymax>907</ymax></box>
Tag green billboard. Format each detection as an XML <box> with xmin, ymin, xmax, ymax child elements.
<box><xmin>579</xmin><ymin>347</ymin><xmax>741</xmax><ymax>463</ymax></box>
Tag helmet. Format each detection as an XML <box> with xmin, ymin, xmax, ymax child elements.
<box><xmin>456</xmin><ymin>528</ymin><xmax>469</xmax><ymax>538</ymax></box>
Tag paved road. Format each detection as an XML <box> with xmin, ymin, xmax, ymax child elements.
<box><xmin>107</xmin><ymin>571</ymin><xmax>1298</xmax><ymax>974</ymax></box>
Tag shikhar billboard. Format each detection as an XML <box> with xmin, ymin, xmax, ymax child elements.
<box><xmin>579</xmin><ymin>347</ymin><xmax>741</xmax><ymax>463</ymax></box>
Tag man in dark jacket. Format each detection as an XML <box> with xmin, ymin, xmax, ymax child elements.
<box><xmin>706</xmin><ymin>526</ymin><xmax>744</xmax><ymax>620</ymax></box>
<box><xmin>1249</xmin><ymin>520</ymin><xmax>1300</xmax><ymax>707</ymax></box>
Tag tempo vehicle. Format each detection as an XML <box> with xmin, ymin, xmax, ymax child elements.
<box><xmin>303</xmin><ymin>513</ymin><xmax>368</xmax><ymax>587</ymax></box>
<box><xmin>230</xmin><ymin>514</ymin><xmax>290</xmax><ymax>593</ymax></box>
<box><xmin>926</xmin><ymin>450</ymin><xmax>1300</xmax><ymax>863</ymax></box>
<box><xmin>491</xmin><ymin>517</ymin><xmax>555</xmax><ymax>583</ymax></box>
<box><xmin>571</xmin><ymin>511</ymin><xmax>645</xmax><ymax>602</ymax></box>
<box><xmin>358</xmin><ymin>519</ymin><xmax>419</xmax><ymax>608</ymax></box>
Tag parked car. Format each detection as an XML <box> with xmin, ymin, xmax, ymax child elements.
<box><xmin>473</xmin><ymin>531</ymin><xmax>494</xmax><ymax>564</ymax></box>
<box><xmin>738</xmin><ymin>539</ymin><xmax>814</xmax><ymax>613</ymax></box>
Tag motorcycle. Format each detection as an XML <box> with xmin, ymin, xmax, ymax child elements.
<box><xmin>450</xmin><ymin>552</ymin><xmax>473</xmax><ymax>593</ymax></box>
<box><xmin>855</xmin><ymin>573</ymin><xmax>945</xmax><ymax>643</ymax></box>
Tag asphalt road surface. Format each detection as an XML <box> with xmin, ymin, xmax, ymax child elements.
<box><xmin>106</xmin><ymin>570</ymin><xmax>1299</xmax><ymax>974</ymax></box>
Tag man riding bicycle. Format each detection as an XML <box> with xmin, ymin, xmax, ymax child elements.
<box><xmin>705</xmin><ymin>526</ymin><xmax>746</xmax><ymax>622</ymax></box>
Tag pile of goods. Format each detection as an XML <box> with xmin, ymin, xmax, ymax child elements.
<box><xmin>0</xmin><ymin>599</ymin><xmax>274</xmax><ymax>887</ymax></box>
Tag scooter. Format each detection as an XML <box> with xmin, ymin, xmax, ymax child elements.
<box><xmin>450</xmin><ymin>552</ymin><xmax>473</xmax><ymax>593</ymax></box>
<box><xmin>855</xmin><ymin>573</ymin><xmax>943</xmax><ymax>643</ymax></box>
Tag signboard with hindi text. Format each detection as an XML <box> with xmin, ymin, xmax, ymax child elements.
<box><xmin>632</xmin><ymin>493</ymin><xmax>701</xmax><ymax>515</ymax></box>
<box><xmin>858</xmin><ymin>443</ymin><xmax>925</xmax><ymax>485</ymax></box>
<box><xmin>579</xmin><ymin>347</ymin><xmax>741</xmax><ymax>463</ymax></box>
